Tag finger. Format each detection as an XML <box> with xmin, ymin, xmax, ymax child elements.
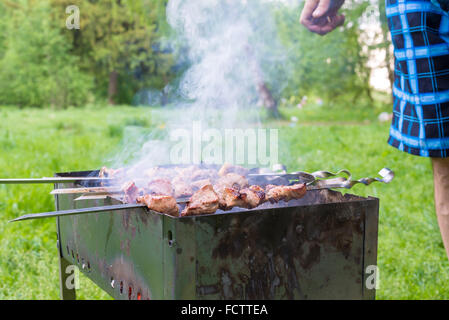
<box><xmin>305</xmin><ymin>23</ymin><xmax>329</xmax><ymax>35</ymax></box>
<box><xmin>316</xmin><ymin>14</ymin><xmax>345</xmax><ymax>35</ymax></box>
<box><xmin>300</xmin><ymin>0</ymin><xmax>319</xmax><ymax>25</ymax></box>
<box><xmin>302</xmin><ymin>17</ymin><xmax>328</xmax><ymax>34</ymax></box>
<box><xmin>312</xmin><ymin>0</ymin><xmax>333</xmax><ymax>18</ymax></box>
<box><xmin>304</xmin><ymin>18</ymin><xmax>331</xmax><ymax>35</ymax></box>
<box><xmin>313</xmin><ymin>0</ymin><xmax>345</xmax><ymax>19</ymax></box>
<box><xmin>330</xmin><ymin>14</ymin><xmax>345</xmax><ymax>28</ymax></box>
<box><xmin>313</xmin><ymin>16</ymin><xmax>330</xmax><ymax>27</ymax></box>
<box><xmin>327</xmin><ymin>4</ymin><xmax>344</xmax><ymax>18</ymax></box>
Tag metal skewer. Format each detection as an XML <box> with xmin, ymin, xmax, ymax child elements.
<box><xmin>9</xmin><ymin>196</ymin><xmax>192</xmax><ymax>222</ymax></box>
<box><xmin>8</xmin><ymin>203</ymin><xmax>147</xmax><ymax>222</ymax></box>
<box><xmin>0</xmin><ymin>177</ymin><xmax>113</xmax><ymax>184</ymax></box>
<box><xmin>74</xmin><ymin>194</ymin><xmax>110</xmax><ymax>201</ymax></box>
<box><xmin>50</xmin><ymin>187</ymin><xmax>122</xmax><ymax>195</ymax></box>
<box><xmin>8</xmin><ymin>168</ymin><xmax>394</xmax><ymax>222</ymax></box>
<box><xmin>8</xmin><ymin>181</ymin><xmax>385</xmax><ymax>222</ymax></box>
<box><xmin>249</xmin><ymin>167</ymin><xmax>394</xmax><ymax>188</ymax></box>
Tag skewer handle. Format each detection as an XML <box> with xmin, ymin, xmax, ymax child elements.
<box><xmin>250</xmin><ymin>168</ymin><xmax>394</xmax><ymax>189</ymax></box>
<box><xmin>310</xmin><ymin>168</ymin><xmax>394</xmax><ymax>188</ymax></box>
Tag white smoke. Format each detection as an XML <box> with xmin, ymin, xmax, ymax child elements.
<box><xmin>109</xmin><ymin>0</ymin><xmax>292</xmax><ymax>180</ymax></box>
<box><xmin>166</xmin><ymin>0</ymin><xmax>283</xmax><ymax>127</ymax></box>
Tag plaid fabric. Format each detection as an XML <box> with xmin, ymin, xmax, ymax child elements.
<box><xmin>386</xmin><ymin>0</ymin><xmax>449</xmax><ymax>157</ymax></box>
<box><xmin>432</xmin><ymin>0</ymin><xmax>449</xmax><ymax>12</ymax></box>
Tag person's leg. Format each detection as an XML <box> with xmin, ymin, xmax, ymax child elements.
<box><xmin>432</xmin><ymin>157</ymin><xmax>449</xmax><ymax>260</ymax></box>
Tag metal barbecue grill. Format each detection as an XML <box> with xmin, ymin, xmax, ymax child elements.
<box><xmin>51</xmin><ymin>168</ymin><xmax>382</xmax><ymax>300</ymax></box>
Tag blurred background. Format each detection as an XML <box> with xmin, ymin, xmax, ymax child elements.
<box><xmin>0</xmin><ymin>0</ymin><xmax>392</xmax><ymax>109</ymax></box>
<box><xmin>0</xmin><ymin>0</ymin><xmax>447</xmax><ymax>300</ymax></box>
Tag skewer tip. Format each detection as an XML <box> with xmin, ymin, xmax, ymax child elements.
<box><xmin>9</xmin><ymin>215</ymin><xmax>33</xmax><ymax>222</ymax></box>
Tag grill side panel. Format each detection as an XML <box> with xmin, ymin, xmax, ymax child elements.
<box><xmin>362</xmin><ymin>198</ymin><xmax>379</xmax><ymax>299</ymax></box>
<box><xmin>190</xmin><ymin>199</ymin><xmax>376</xmax><ymax>299</ymax></box>
<box><xmin>163</xmin><ymin>216</ymin><xmax>197</xmax><ymax>299</ymax></box>
<box><xmin>57</xmin><ymin>190</ymin><xmax>166</xmax><ymax>300</ymax></box>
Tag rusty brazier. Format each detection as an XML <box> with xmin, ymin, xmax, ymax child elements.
<box><xmin>55</xmin><ymin>170</ymin><xmax>379</xmax><ymax>300</ymax></box>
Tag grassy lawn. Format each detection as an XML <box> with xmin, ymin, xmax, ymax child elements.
<box><xmin>0</xmin><ymin>103</ymin><xmax>447</xmax><ymax>299</ymax></box>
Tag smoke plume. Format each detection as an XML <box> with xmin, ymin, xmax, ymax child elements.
<box><xmin>109</xmin><ymin>0</ymin><xmax>292</xmax><ymax>181</ymax></box>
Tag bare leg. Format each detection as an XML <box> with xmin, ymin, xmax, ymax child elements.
<box><xmin>431</xmin><ymin>157</ymin><xmax>449</xmax><ymax>260</ymax></box>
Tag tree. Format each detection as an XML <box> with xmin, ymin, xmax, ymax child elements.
<box><xmin>50</xmin><ymin>0</ymin><xmax>174</xmax><ymax>104</ymax></box>
<box><xmin>0</xmin><ymin>0</ymin><xmax>92</xmax><ymax>108</ymax></box>
<box><xmin>0</xmin><ymin>1</ymin><xmax>7</xmax><ymax>59</ymax></box>
<box><xmin>274</xmin><ymin>0</ymin><xmax>375</xmax><ymax>104</ymax></box>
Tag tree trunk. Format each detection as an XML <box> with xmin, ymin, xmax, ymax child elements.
<box><xmin>257</xmin><ymin>82</ymin><xmax>279</xmax><ymax>118</ymax></box>
<box><xmin>245</xmin><ymin>44</ymin><xmax>279</xmax><ymax>118</ymax></box>
<box><xmin>108</xmin><ymin>71</ymin><xmax>118</xmax><ymax>105</ymax></box>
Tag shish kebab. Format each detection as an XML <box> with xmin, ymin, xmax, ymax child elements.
<box><xmin>7</xmin><ymin>164</ymin><xmax>394</xmax><ymax>222</ymax></box>
<box><xmin>11</xmin><ymin>164</ymin><xmax>309</xmax><ymax>221</ymax></box>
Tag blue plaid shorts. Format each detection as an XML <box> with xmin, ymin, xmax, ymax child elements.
<box><xmin>386</xmin><ymin>0</ymin><xmax>449</xmax><ymax>157</ymax></box>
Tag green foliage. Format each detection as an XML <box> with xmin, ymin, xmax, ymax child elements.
<box><xmin>0</xmin><ymin>0</ymin><xmax>92</xmax><ymax>108</ymax></box>
<box><xmin>0</xmin><ymin>0</ymin><xmax>387</xmax><ymax>108</ymax></box>
<box><xmin>279</xmin><ymin>92</ymin><xmax>391</xmax><ymax>123</ymax></box>
<box><xmin>0</xmin><ymin>0</ymin><xmax>173</xmax><ymax>107</ymax></box>
<box><xmin>50</xmin><ymin>0</ymin><xmax>174</xmax><ymax>103</ymax></box>
<box><xmin>0</xmin><ymin>2</ymin><xmax>6</xmax><ymax>59</ymax></box>
<box><xmin>275</xmin><ymin>0</ymin><xmax>374</xmax><ymax>104</ymax></box>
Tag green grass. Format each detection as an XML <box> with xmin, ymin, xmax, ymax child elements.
<box><xmin>0</xmin><ymin>105</ymin><xmax>159</xmax><ymax>299</ymax></box>
<box><xmin>0</xmin><ymin>103</ymin><xmax>447</xmax><ymax>299</ymax></box>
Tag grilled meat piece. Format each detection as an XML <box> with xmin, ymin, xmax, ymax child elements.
<box><xmin>218</xmin><ymin>163</ymin><xmax>249</xmax><ymax>177</ymax></box>
<box><xmin>190</xmin><ymin>169</ymin><xmax>219</xmax><ymax>182</ymax></box>
<box><xmin>215</xmin><ymin>173</ymin><xmax>249</xmax><ymax>191</ymax></box>
<box><xmin>174</xmin><ymin>166</ymin><xmax>197</xmax><ymax>180</ymax></box>
<box><xmin>137</xmin><ymin>194</ymin><xmax>179</xmax><ymax>217</ymax></box>
<box><xmin>219</xmin><ymin>185</ymin><xmax>266</xmax><ymax>210</ymax></box>
<box><xmin>213</xmin><ymin>173</ymin><xmax>248</xmax><ymax>210</ymax></box>
<box><xmin>240</xmin><ymin>185</ymin><xmax>266</xmax><ymax>208</ymax></box>
<box><xmin>99</xmin><ymin>166</ymin><xmax>124</xmax><ymax>178</ymax></box>
<box><xmin>174</xmin><ymin>184</ymin><xmax>192</xmax><ymax>199</ymax></box>
<box><xmin>144</xmin><ymin>167</ymin><xmax>173</xmax><ymax>180</ymax></box>
<box><xmin>249</xmin><ymin>184</ymin><xmax>265</xmax><ymax>194</ymax></box>
<box><xmin>171</xmin><ymin>176</ymin><xmax>193</xmax><ymax>198</ymax></box>
<box><xmin>265</xmin><ymin>183</ymin><xmax>307</xmax><ymax>203</ymax></box>
<box><xmin>181</xmin><ymin>184</ymin><xmax>219</xmax><ymax>216</ymax></box>
<box><xmin>99</xmin><ymin>167</ymin><xmax>125</xmax><ymax>186</ymax></box>
<box><xmin>147</xmin><ymin>179</ymin><xmax>174</xmax><ymax>196</ymax></box>
<box><xmin>122</xmin><ymin>181</ymin><xmax>141</xmax><ymax>203</ymax></box>
<box><xmin>190</xmin><ymin>178</ymin><xmax>212</xmax><ymax>190</ymax></box>
<box><xmin>221</xmin><ymin>187</ymin><xmax>247</xmax><ymax>209</ymax></box>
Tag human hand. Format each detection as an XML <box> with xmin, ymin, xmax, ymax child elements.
<box><xmin>300</xmin><ymin>0</ymin><xmax>345</xmax><ymax>36</ymax></box>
